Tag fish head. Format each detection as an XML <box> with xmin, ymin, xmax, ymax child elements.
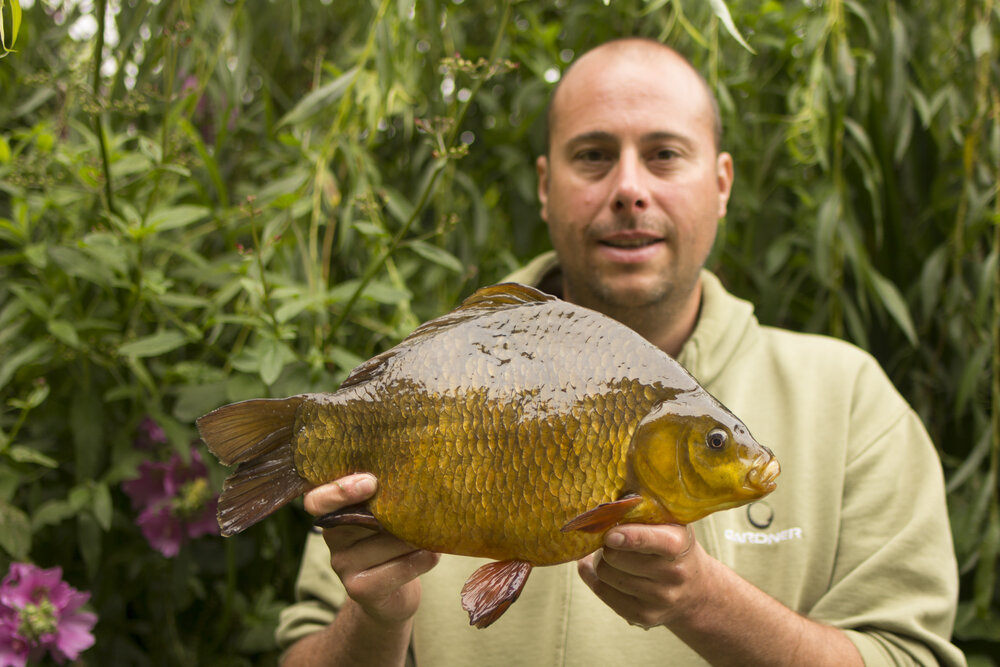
<box><xmin>629</xmin><ymin>391</ymin><xmax>780</xmax><ymax>524</ymax></box>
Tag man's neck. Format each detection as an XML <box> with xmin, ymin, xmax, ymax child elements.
<box><xmin>563</xmin><ymin>279</ymin><xmax>703</xmax><ymax>358</ymax></box>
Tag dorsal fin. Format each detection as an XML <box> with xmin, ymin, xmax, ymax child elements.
<box><xmin>455</xmin><ymin>282</ymin><xmax>556</xmax><ymax>311</ymax></box>
<box><xmin>338</xmin><ymin>283</ymin><xmax>555</xmax><ymax>391</ymax></box>
<box><xmin>404</xmin><ymin>283</ymin><xmax>555</xmax><ymax>340</ymax></box>
<box><xmin>339</xmin><ymin>349</ymin><xmax>396</xmax><ymax>389</ymax></box>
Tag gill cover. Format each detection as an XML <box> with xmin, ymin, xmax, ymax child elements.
<box><xmin>629</xmin><ymin>391</ymin><xmax>771</xmax><ymax>524</ymax></box>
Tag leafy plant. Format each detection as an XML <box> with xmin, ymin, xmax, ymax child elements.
<box><xmin>0</xmin><ymin>0</ymin><xmax>996</xmax><ymax>663</ymax></box>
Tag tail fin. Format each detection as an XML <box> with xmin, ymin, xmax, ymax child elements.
<box><xmin>197</xmin><ymin>397</ymin><xmax>312</xmax><ymax>536</ymax></box>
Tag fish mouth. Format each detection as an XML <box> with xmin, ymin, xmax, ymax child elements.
<box><xmin>745</xmin><ymin>456</ymin><xmax>780</xmax><ymax>494</ymax></box>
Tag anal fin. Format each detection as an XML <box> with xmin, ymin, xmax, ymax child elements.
<box><xmin>460</xmin><ymin>560</ymin><xmax>533</xmax><ymax>628</ymax></box>
<box><xmin>560</xmin><ymin>494</ymin><xmax>643</xmax><ymax>533</ymax></box>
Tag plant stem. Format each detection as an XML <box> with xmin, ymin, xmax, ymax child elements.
<box><xmin>248</xmin><ymin>198</ymin><xmax>282</xmax><ymax>339</ymax></box>
<box><xmin>93</xmin><ymin>0</ymin><xmax>115</xmax><ymax>216</ymax></box>
<box><xmin>988</xmin><ymin>87</ymin><xmax>999</xmax><ymax>614</ymax></box>
<box><xmin>311</xmin><ymin>0</ymin><xmax>393</xmax><ymax>290</ymax></box>
<box><xmin>327</xmin><ymin>0</ymin><xmax>513</xmax><ymax>339</ymax></box>
<box><xmin>328</xmin><ymin>157</ymin><xmax>449</xmax><ymax>338</ymax></box>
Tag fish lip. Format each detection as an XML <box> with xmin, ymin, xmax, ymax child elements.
<box><xmin>744</xmin><ymin>457</ymin><xmax>781</xmax><ymax>494</ymax></box>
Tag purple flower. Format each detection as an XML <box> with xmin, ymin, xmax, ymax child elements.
<box><xmin>122</xmin><ymin>449</ymin><xmax>219</xmax><ymax>557</ymax></box>
<box><xmin>133</xmin><ymin>415</ymin><xmax>168</xmax><ymax>451</ymax></box>
<box><xmin>0</xmin><ymin>563</ymin><xmax>97</xmax><ymax>666</ymax></box>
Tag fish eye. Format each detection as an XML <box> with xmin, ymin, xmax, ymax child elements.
<box><xmin>706</xmin><ymin>429</ymin><xmax>728</xmax><ymax>450</ymax></box>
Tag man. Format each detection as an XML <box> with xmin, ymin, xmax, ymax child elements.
<box><xmin>276</xmin><ymin>39</ymin><xmax>965</xmax><ymax>666</ymax></box>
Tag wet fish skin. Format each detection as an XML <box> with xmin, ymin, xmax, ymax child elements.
<box><xmin>198</xmin><ymin>282</ymin><xmax>779</xmax><ymax>626</ymax></box>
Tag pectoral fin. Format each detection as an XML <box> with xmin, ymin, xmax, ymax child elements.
<box><xmin>560</xmin><ymin>494</ymin><xmax>643</xmax><ymax>533</ymax></box>
<box><xmin>460</xmin><ymin>560</ymin><xmax>533</xmax><ymax>628</ymax></box>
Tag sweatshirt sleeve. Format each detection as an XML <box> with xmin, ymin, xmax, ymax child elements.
<box><xmin>274</xmin><ymin>531</ymin><xmax>345</xmax><ymax>651</ymax></box>
<box><xmin>810</xmin><ymin>399</ymin><xmax>965</xmax><ymax>666</ymax></box>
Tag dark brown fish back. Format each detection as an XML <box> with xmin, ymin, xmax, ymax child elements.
<box><xmin>293</xmin><ymin>298</ymin><xmax>692</xmax><ymax>564</ymax></box>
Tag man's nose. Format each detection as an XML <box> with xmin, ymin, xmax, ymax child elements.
<box><xmin>611</xmin><ymin>152</ymin><xmax>648</xmax><ymax>214</ymax></box>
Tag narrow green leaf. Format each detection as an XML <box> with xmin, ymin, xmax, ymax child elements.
<box><xmin>119</xmin><ymin>330</ymin><xmax>188</xmax><ymax>357</ymax></box>
<box><xmin>0</xmin><ymin>339</ymin><xmax>50</xmax><ymax>389</ymax></box>
<box><xmin>80</xmin><ymin>231</ymin><xmax>129</xmax><ymax>277</ymax></box>
<box><xmin>31</xmin><ymin>498</ymin><xmax>75</xmax><ymax>529</ymax></box>
<box><xmin>259</xmin><ymin>339</ymin><xmax>294</xmax><ymax>386</ymax></box>
<box><xmin>970</xmin><ymin>20</ymin><xmax>992</xmax><ymax>59</ymax></box>
<box><xmin>147</xmin><ymin>205</ymin><xmax>211</xmax><ymax>232</ymax></box>
<box><xmin>867</xmin><ymin>270</ymin><xmax>917</xmax><ymax>346</ymax></box>
<box><xmin>973</xmin><ymin>507</ymin><xmax>999</xmax><ymax>615</ymax></box>
<box><xmin>6</xmin><ymin>445</ymin><xmax>57</xmax><ymax>468</ymax></box>
<box><xmin>91</xmin><ymin>482</ymin><xmax>113</xmax><ymax>532</ymax></box>
<box><xmin>47</xmin><ymin>319</ymin><xmax>80</xmax><ymax>348</ymax></box>
<box><xmin>158</xmin><ymin>292</ymin><xmax>211</xmax><ymax>309</ymax></box>
<box><xmin>947</xmin><ymin>429</ymin><xmax>992</xmax><ymax>493</ymax></box>
<box><xmin>277</xmin><ymin>66</ymin><xmax>359</xmax><ymax>127</ymax></box>
<box><xmin>708</xmin><ymin>0</ymin><xmax>755</xmax><ymax>53</ymax></box>
<box><xmin>173</xmin><ymin>381</ymin><xmax>227</xmax><ymax>423</ymax></box>
<box><xmin>48</xmin><ymin>245</ymin><xmax>114</xmax><ymax>286</ymax></box>
<box><xmin>919</xmin><ymin>246</ymin><xmax>948</xmax><ymax>319</ymax></box>
<box><xmin>0</xmin><ymin>500</ymin><xmax>30</xmax><ymax>560</ymax></box>
<box><xmin>0</xmin><ymin>0</ymin><xmax>22</xmax><ymax>58</ymax></box>
<box><xmin>362</xmin><ymin>281</ymin><xmax>412</xmax><ymax>305</ymax></box>
<box><xmin>407</xmin><ymin>240</ymin><xmax>464</xmax><ymax>274</ymax></box>
<box><xmin>7</xmin><ymin>380</ymin><xmax>49</xmax><ymax>411</ymax></box>
<box><xmin>383</xmin><ymin>186</ymin><xmax>415</xmax><ymax>225</ymax></box>
<box><xmin>955</xmin><ymin>346</ymin><xmax>991</xmax><ymax>418</ymax></box>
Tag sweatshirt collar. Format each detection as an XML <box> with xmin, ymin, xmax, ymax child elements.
<box><xmin>676</xmin><ymin>270</ymin><xmax>757</xmax><ymax>387</ymax></box>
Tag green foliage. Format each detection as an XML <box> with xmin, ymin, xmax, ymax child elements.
<box><xmin>0</xmin><ymin>0</ymin><xmax>22</xmax><ymax>58</ymax></box>
<box><xmin>0</xmin><ymin>0</ymin><xmax>996</xmax><ymax>662</ymax></box>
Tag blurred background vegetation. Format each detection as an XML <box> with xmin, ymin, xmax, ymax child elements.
<box><xmin>0</xmin><ymin>0</ymin><xmax>996</xmax><ymax>663</ymax></box>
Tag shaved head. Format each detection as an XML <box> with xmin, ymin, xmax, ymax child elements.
<box><xmin>545</xmin><ymin>39</ymin><xmax>722</xmax><ymax>154</ymax></box>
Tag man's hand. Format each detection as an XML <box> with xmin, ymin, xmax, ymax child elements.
<box><xmin>577</xmin><ymin>523</ymin><xmax>702</xmax><ymax>629</ymax></box>
<box><xmin>576</xmin><ymin>523</ymin><xmax>862</xmax><ymax>666</ymax></box>
<box><xmin>303</xmin><ymin>474</ymin><xmax>440</xmax><ymax>627</ymax></box>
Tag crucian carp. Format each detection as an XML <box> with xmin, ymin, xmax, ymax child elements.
<box><xmin>197</xmin><ymin>283</ymin><xmax>780</xmax><ymax>628</ymax></box>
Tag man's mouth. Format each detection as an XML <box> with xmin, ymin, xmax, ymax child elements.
<box><xmin>597</xmin><ymin>231</ymin><xmax>665</xmax><ymax>249</ymax></box>
<box><xmin>599</xmin><ymin>237</ymin><xmax>662</xmax><ymax>248</ymax></box>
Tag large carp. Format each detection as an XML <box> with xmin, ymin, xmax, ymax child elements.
<box><xmin>197</xmin><ymin>283</ymin><xmax>779</xmax><ymax>627</ymax></box>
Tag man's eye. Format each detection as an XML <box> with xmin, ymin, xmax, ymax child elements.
<box><xmin>652</xmin><ymin>148</ymin><xmax>678</xmax><ymax>161</ymax></box>
<box><xmin>576</xmin><ymin>149</ymin><xmax>609</xmax><ymax>163</ymax></box>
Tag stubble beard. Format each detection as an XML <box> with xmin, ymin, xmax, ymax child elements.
<box><xmin>563</xmin><ymin>264</ymin><xmax>692</xmax><ymax>331</ymax></box>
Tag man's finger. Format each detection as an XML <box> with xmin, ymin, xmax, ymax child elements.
<box><xmin>604</xmin><ymin>523</ymin><xmax>693</xmax><ymax>558</ymax></box>
<box><xmin>327</xmin><ymin>530</ymin><xmax>420</xmax><ymax>575</ymax></box>
<box><xmin>303</xmin><ymin>473</ymin><xmax>378</xmax><ymax>516</ymax></box>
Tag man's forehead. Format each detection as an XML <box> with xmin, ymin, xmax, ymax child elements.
<box><xmin>554</xmin><ymin>48</ymin><xmax>707</xmax><ymax>114</ymax></box>
<box><xmin>544</xmin><ymin>39</ymin><xmax>722</xmax><ymax>152</ymax></box>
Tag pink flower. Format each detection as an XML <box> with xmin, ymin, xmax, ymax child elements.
<box><xmin>0</xmin><ymin>563</ymin><xmax>97</xmax><ymax>666</ymax></box>
<box><xmin>122</xmin><ymin>449</ymin><xmax>219</xmax><ymax>557</ymax></box>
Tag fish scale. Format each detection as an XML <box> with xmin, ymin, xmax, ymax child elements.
<box><xmin>198</xmin><ymin>282</ymin><xmax>779</xmax><ymax>627</ymax></box>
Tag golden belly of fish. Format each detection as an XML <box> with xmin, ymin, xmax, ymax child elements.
<box><xmin>198</xmin><ymin>283</ymin><xmax>780</xmax><ymax>628</ymax></box>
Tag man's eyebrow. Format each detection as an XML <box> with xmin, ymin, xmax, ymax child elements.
<box><xmin>564</xmin><ymin>131</ymin><xmax>618</xmax><ymax>150</ymax></box>
<box><xmin>564</xmin><ymin>130</ymin><xmax>694</xmax><ymax>151</ymax></box>
<box><xmin>641</xmin><ymin>131</ymin><xmax>695</xmax><ymax>148</ymax></box>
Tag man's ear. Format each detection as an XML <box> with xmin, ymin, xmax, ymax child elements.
<box><xmin>536</xmin><ymin>155</ymin><xmax>550</xmax><ymax>222</ymax></box>
<box><xmin>715</xmin><ymin>152</ymin><xmax>734</xmax><ymax>219</ymax></box>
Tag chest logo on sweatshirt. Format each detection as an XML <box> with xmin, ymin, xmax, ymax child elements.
<box><xmin>747</xmin><ymin>501</ymin><xmax>774</xmax><ymax>528</ymax></box>
<box><xmin>721</xmin><ymin>501</ymin><xmax>804</xmax><ymax>545</ymax></box>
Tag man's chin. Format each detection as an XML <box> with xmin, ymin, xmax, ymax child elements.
<box><xmin>585</xmin><ymin>278</ymin><xmax>674</xmax><ymax>312</ymax></box>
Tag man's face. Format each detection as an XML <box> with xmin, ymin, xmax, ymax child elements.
<box><xmin>537</xmin><ymin>46</ymin><xmax>733</xmax><ymax>316</ymax></box>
